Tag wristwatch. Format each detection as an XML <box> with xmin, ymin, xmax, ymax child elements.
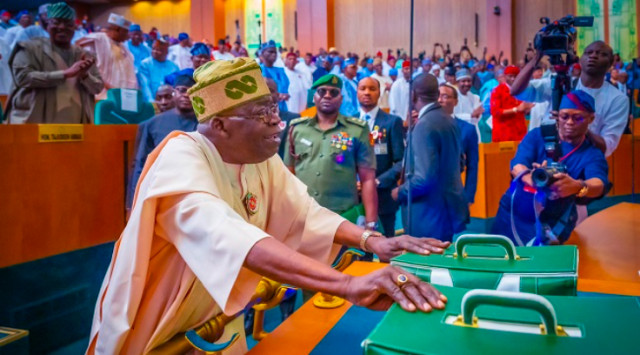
<box><xmin>365</xmin><ymin>221</ymin><xmax>379</xmax><ymax>231</ymax></box>
<box><xmin>360</xmin><ymin>230</ymin><xmax>382</xmax><ymax>252</ymax></box>
<box><xmin>576</xmin><ymin>180</ymin><xmax>589</xmax><ymax>198</ymax></box>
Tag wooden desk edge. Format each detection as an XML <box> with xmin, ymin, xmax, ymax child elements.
<box><xmin>248</xmin><ymin>261</ymin><xmax>386</xmax><ymax>354</ymax></box>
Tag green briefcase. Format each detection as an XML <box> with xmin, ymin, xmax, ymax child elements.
<box><xmin>363</xmin><ymin>287</ymin><xmax>640</xmax><ymax>355</ymax></box>
<box><xmin>391</xmin><ymin>234</ymin><xmax>578</xmax><ymax>296</ymax></box>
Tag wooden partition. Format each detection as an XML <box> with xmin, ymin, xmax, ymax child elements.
<box><xmin>0</xmin><ymin>125</ymin><xmax>138</xmax><ymax>268</ymax></box>
<box><xmin>469</xmin><ymin>141</ymin><xmax>519</xmax><ymax>218</ymax></box>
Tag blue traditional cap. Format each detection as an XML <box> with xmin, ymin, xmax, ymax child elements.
<box><xmin>190</xmin><ymin>42</ymin><xmax>210</xmax><ymax>56</ymax></box>
<box><xmin>311</xmin><ymin>74</ymin><xmax>343</xmax><ymax>90</ymax></box>
<box><xmin>178</xmin><ymin>32</ymin><xmax>189</xmax><ymax>41</ymax></box>
<box><xmin>422</xmin><ymin>58</ymin><xmax>432</xmax><ymax>65</ymax></box>
<box><xmin>174</xmin><ymin>74</ymin><xmax>196</xmax><ymax>88</ymax></box>
<box><xmin>343</xmin><ymin>57</ymin><xmax>357</xmax><ymax>66</ymax></box>
<box><xmin>455</xmin><ymin>68</ymin><xmax>471</xmax><ymax>81</ymax></box>
<box><xmin>366</xmin><ymin>58</ymin><xmax>374</xmax><ymax>65</ymax></box>
<box><xmin>16</xmin><ymin>10</ymin><xmax>29</xmax><ymax>20</ymax></box>
<box><xmin>47</xmin><ymin>2</ymin><xmax>75</xmax><ymax>20</ymax></box>
<box><xmin>487</xmin><ymin>63</ymin><xmax>495</xmax><ymax>70</ymax></box>
<box><xmin>260</xmin><ymin>39</ymin><xmax>277</xmax><ymax>50</ymax></box>
<box><xmin>389</xmin><ymin>68</ymin><xmax>398</xmax><ymax>76</ymax></box>
<box><xmin>129</xmin><ymin>24</ymin><xmax>141</xmax><ymax>32</ymax></box>
<box><xmin>559</xmin><ymin>90</ymin><xmax>595</xmax><ymax>113</ymax></box>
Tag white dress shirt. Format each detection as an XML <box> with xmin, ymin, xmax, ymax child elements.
<box><xmin>389</xmin><ymin>77</ymin><xmax>411</xmax><ymax>121</ymax></box>
<box><xmin>360</xmin><ymin>106</ymin><xmax>380</xmax><ymax>131</ymax></box>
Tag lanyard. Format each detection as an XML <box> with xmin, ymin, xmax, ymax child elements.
<box><xmin>558</xmin><ymin>137</ymin><xmax>585</xmax><ymax>162</ymax></box>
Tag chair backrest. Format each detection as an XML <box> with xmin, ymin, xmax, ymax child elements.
<box><xmin>94</xmin><ymin>88</ymin><xmax>156</xmax><ymax>125</ymax></box>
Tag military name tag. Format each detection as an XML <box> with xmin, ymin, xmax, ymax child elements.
<box><xmin>374</xmin><ymin>143</ymin><xmax>388</xmax><ymax>155</ymax></box>
<box><xmin>300</xmin><ymin>138</ymin><xmax>312</xmax><ymax>146</ymax></box>
<box><xmin>38</xmin><ymin>124</ymin><xmax>84</xmax><ymax>143</ymax></box>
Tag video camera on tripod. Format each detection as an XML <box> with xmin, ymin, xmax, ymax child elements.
<box><xmin>533</xmin><ymin>15</ymin><xmax>594</xmax><ymax>111</ymax></box>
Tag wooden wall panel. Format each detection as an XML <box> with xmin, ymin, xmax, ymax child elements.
<box><xmin>513</xmin><ymin>0</ymin><xmax>576</xmax><ymax>62</ymax></box>
<box><xmin>225</xmin><ymin>0</ymin><xmax>246</xmax><ymax>46</ymax></box>
<box><xmin>0</xmin><ymin>125</ymin><xmax>138</xmax><ymax>268</ymax></box>
<box><xmin>334</xmin><ymin>0</ymin><xmax>487</xmax><ymax>58</ymax></box>
<box><xmin>89</xmin><ymin>0</ymin><xmax>191</xmax><ymax>39</ymax></box>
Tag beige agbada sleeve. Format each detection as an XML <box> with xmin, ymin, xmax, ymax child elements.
<box><xmin>87</xmin><ymin>132</ymin><xmax>345</xmax><ymax>354</ymax></box>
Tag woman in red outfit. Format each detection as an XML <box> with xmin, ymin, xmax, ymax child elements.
<box><xmin>490</xmin><ymin>65</ymin><xmax>535</xmax><ymax>142</ymax></box>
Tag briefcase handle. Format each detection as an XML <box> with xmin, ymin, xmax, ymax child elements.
<box><xmin>460</xmin><ymin>289</ymin><xmax>562</xmax><ymax>336</ymax></box>
<box><xmin>454</xmin><ymin>234</ymin><xmax>519</xmax><ymax>260</ymax></box>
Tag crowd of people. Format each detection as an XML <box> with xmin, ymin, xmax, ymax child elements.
<box><xmin>1</xmin><ymin>3</ymin><xmax>637</xmax><ymax>353</ymax></box>
<box><xmin>0</xmin><ymin>3</ymin><xmax>634</xmax><ymax>244</ymax></box>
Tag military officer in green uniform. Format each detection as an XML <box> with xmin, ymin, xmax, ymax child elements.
<box><xmin>284</xmin><ymin>74</ymin><xmax>379</xmax><ymax>230</ymax></box>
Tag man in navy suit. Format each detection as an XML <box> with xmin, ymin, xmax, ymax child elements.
<box><xmin>357</xmin><ymin>77</ymin><xmax>405</xmax><ymax>236</ymax></box>
<box><xmin>438</xmin><ymin>83</ymin><xmax>479</xmax><ymax>206</ymax></box>
<box><xmin>391</xmin><ymin>74</ymin><xmax>469</xmax><ymax>241</ymax></box>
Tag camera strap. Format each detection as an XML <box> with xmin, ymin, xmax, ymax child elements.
<box><xmin>540</xmin><ymin>123</ymin><xmax>561</xmax><ymax>161</ymax></box>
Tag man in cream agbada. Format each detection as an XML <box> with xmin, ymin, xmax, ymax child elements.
<box><xmin>87</xmin><ymin>58</ymin><xmax>449</xmax><ymax>354</ymax></box>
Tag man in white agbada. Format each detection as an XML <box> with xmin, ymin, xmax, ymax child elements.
<box><xmin>76</xmin><ymin>13</ymin><xmax>137</xmax><ymax>100</ymax></box>
<box><xmin>168</xmin><ymin>32</ymin><xmax>194</xmax><ymax>70</ymax></box>
<box><xmin>86</xmin><ymin>58</ymin><xmax>449</xmax><ymax>355</ymax></box>
<box><xmin>454</xmin><ymin>68</ymin><xmax>483</xmax><ymax>141</ymax></box>
<box><xmin>388</xmin><ymin>60</ymin><xmax>412</xmax><ymax>121</ymax></box>
<box><xmin>283</xmin><ymin>52</ymin><xmax>311</xmax><ymax>114</ymax></box>
<box><xmin>370</xmin><ymin>58</ymin><xmax>393</xmax><ymax>109</ymax></box>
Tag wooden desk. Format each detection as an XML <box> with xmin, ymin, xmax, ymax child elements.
<box><xmin>0</xmin><ymin>125</ymin><xmax>138</xmax><ymax>267</ymax></box>
<box><xmin>251</xmin><ymin>225</ymin><xmax>640</xmax><ymax>353</ymax></box>
<box><xmin>248</xmin><ymin>262</ymin><xmax>386</xmax><ymax>355</ymax></box>
<box><xmin>568</xmin><ymin>202</ymin><xmax>640</xmax><ymax>296</ymax></box>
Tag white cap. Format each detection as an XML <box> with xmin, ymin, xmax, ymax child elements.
<box><xmin>39</xmin><ymin>3</ymin><xmax>51</xmax><ymax>15</ymax></box>
<box><xmin>107</xmin><ymin>13</ymin><xmax>131</xmax><ymax>29</ymax></box>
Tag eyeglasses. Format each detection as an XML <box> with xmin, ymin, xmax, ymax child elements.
<box><xmin>174</xmin><ymin>86</ymin><xmax>189</xmax><ymax>95</ymax></box>
<box><xmin>557</xmin><ymin>113</ymin><xmax>586</xmax><ymax>123</ymax></box>
<box><xmin>220</xmin><ymin>104</ymin><xmax>280</xmax><ymax>124</ymax></box>
<box><xmin>316</xmin><ymin>88</ymin><xmax>341</xmax><ymax>98</ymax></box>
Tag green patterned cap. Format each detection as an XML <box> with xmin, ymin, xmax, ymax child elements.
<box><xmin>188</xmin><ymin>57</ymin><xmax>270</xmax><ymax>123</ymax></box>
<box><xmin>47</xmin><ymin>2</ymin><xmax>76</xmax><ymax>20</ymax></box>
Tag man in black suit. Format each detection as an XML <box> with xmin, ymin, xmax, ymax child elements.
<box><xmin>357</xmin><ymin>77</ymin><xmax>405</xmax><ymax>237</ymax></box>
<box><xmin>391</xmin><ymin>74</ymin><xmax>469</xmax><ymax>241</ymax></box>
<box><xmin>265</xmin><ymin>78</ymin><xmax>301</xmax><ymax>159</ymax></box>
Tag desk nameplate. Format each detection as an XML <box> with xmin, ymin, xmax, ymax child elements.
<box><xmin>38</xmin><ymin>124</ymin><xmax>84</xmax><ymax>143</ymax></box>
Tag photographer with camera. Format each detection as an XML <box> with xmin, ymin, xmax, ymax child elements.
<box><xmin>491</xmin><ymin>90</ymin><xmax>609</xmax><ymax>246</ymax></box>
<box><xmin>511</xmin><ymin>39</ymin><xmax>628</xmax><ymax>158</ymax></box>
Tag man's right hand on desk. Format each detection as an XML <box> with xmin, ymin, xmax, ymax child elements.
<box><xmin>344</xmin><ymin>265</ymin><xmax>447</xmax><ymax>313</ymax></box>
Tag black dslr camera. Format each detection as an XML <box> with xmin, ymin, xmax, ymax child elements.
<box><xmin>533</xmin><ymin>15</ymin><xmax>593</xmax><ymax>112</ymax></box>
<box><xmin>531</xmin><ymin>162</ymin><xmax>568</xmax><ymax>189</ymax></box>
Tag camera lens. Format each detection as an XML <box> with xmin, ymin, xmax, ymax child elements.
<box><xmin>531</xmin><ymin>168</ymin><xmax>551</xmax><ymax>188</ymax></box>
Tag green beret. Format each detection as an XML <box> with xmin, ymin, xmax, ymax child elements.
<box><xmin>311</xmin><ymin>74</ymin><xmax>343</xmax><ymax>90</ymax></box>
<box><xmin>47</xmin><ymin>2</ymin><xmax>76</xmax><ymax>21</ymax></box>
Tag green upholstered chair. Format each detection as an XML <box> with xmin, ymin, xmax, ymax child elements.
<box><xmin>94</xmin><ymin>88</ymin><xmax>155</xmax><ymax>124</ymax></box>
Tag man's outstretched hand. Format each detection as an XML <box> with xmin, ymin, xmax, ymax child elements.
<box><xmin>344</xmin><ymin>265</ymin><xmax>447</xmax><ymax>312</ymax></box>
<box><xmin>367</xmin><ymin>235</ymin><xmax>450</xmax><ymax>262</ymax></box>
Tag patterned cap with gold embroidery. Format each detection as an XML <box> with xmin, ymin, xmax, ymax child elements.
<box><xmin>188</xmin><ymin>57</ymin><xmax>270</xmax><ymax>123</ymax></box>
<box><xmin>311</xmin><ymin>74</ymin><xmax>343</xmax><ymax>90</ymax></box>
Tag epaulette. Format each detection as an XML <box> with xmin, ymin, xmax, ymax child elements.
<box><xmin>345</xmin><ymin>116</ymin><xmax>367</xmax><ymax>127</ymax></box>
<box><xmin>289</xmin><ymin>116</ymin><xmax>312</xmax><ymax>126</ymax></box>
